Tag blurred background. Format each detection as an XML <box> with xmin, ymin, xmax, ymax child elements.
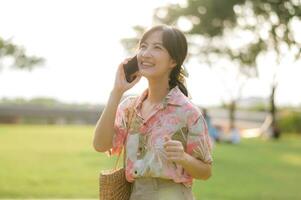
<box><xmin>0</xmin><ymin>0</ymin><xmax>300</xmax><ymax>199</ymax></box>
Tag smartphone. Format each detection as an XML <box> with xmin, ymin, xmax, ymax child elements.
<box><xmin>123</xmin><ymin>55</ymin><xmax>139</xmax><ymax>83</ymax></box>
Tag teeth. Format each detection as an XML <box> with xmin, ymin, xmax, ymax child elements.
<box><xmin>142</xmin><ymin>62</ymin><xmax>154</xmax><ymax>66</ymax></box>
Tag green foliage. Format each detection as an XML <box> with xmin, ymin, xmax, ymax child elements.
<box><xmin>0</xmin><ymin>37</ymin><xmax>44</xmax><ymax>71</ymax></box>
<box><xmin>154</xmin><ymin>0</ymin><xmax>301</xmax><ymax>70</ymax></box>
<box><xmin>278</xmin><ymin>111</ymin><xmax>301</xmax><ymax>133</ymax></box>
<box><xmin>152</xmin><ymin>0</ymin><xmax>301</xmax><ymax>137</ymax></box>
<box><xmin>154</xmin><ymin>0</ymin><xmax>245</xmax><ymax>36</ymax></box>
<box><xmin>120</xmin><ymin>25</ymin><xmax>146</xmax><ymax>54</ymax></box>
<box><xmin>0</xmin><ymin>125</ymin><xmax>300</xmax><ymax>199</ymax></box>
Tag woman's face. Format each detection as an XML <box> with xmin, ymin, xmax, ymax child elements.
<box><xmin>137</xmin><ymin>30</ymin><xmax>176</xmax><ymax>80</ymax></box>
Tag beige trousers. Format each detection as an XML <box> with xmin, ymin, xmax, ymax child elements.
<box><xmin>129</xmin><ymin>177</ymin><xmax>195</xmax><ymax>200</ymax></box>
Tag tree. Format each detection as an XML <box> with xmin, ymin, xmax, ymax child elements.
<box><xmin>0</xmin><ymin>37</ymin><xmax>44</xmax><ymax>71</ymax></box>
<box><xmin>120</xmin><ymin>25</ymin><xmax>146</xmax><ymax>56</ymax></box>
<box><xmin>153</xmin><ymin>0</ymin><xmax>301</xmax><ymax>139</ymax></box>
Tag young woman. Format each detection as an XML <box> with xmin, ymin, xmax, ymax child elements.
<box><xmin>93</xmin><ymin>25</ymin><xmax>213</xmax><ymax>200</ymax></box>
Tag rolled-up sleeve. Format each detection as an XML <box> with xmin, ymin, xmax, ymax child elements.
<box><xmin>186</xmin><ymin>108</ymin><xmax>213</xmax><ymax>164</ymax></box>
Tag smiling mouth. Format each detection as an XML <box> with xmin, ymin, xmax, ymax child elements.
<box><xmin>140</xmin><ymin>61</ymin><xmax>155</xmax><ymax>68</ymax></box>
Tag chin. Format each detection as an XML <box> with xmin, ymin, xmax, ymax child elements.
<box><xmin>138</xmin><ymin>65</ymin><xmax>165</xmax><ymax>79</ymax></box>
<box><xmin>138</xmin><ymin>67</ymin><xmax>154</xmax><ymax>76</ymax></box>
<box><xmin>139</xmin><ymin>71</ymin><xmax>154</xmax><ymax>79</ymax></box>
<box><xmin>141</xmin><ymin>72</ymin><xmax>164</xmax><ymax>81</ymax></box>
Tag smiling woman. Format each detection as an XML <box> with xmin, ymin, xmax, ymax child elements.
<box><xmin>137</xmin><ymin>26</ymin><xmax>188</xmax><ymax>98</ymax></box>
<box><xmin>93</xmin><ymin>25</ymin><xmax>213</xmax><ymax>200</ymax></box>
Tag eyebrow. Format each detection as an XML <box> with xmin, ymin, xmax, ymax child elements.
<box><xmin>141</xmin><ymin>41</ymin><xmax>163</xmax><ymax>46</ymax></box>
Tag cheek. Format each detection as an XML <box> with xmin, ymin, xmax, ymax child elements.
<box><xmin>156</xmin><ymin>57</ymin><xmax>173</xmax><ymax>71</ymax></box>
<box><xmin>155</xmin><ymin>63</ymin><xmax>168</xmax><ymax>73</ymax></box>
<box><xmin>136</xmin><ymin>52</ymin><xmax>143</xmax><ymax>61</ymax></box>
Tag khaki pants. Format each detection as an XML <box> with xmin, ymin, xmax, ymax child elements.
<box><xmin>129</xmin><ymin>178</ymin><xmax>195</xmax><ymax>200</ymax></box>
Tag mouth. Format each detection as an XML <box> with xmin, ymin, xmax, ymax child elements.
<box><xmin>140</xmin><ymin>61</ymin><xmax>155</xmax><ymax>69</ymax></box>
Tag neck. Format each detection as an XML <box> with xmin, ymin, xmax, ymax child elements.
<box><xmin>146</xmin><ymin>78</ymin><xmax>171</xmax><ymax>104</ymax></box>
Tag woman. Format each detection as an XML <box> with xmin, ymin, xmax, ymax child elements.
<box><xmin>93</xmin><ymin>25</ymin><xmax>213</xmax><ymax>200</ymax></box>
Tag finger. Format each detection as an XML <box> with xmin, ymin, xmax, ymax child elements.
<box><xmin>166</xmin><ymin>152</ymin><xmax>181</xmax><ymax>157</ymax></box>
<box><xmin>115</xmin><ymin>65</ymin><xmax>123</xmax><ymax>83</ymax></box>
<box><xmin>123</xmin><ymin>57</ymin><xmax>132</xmax><ymax>64</ymax></box>
<box><xmin>163</xmin><ymin>135</ymin><xmax>171</xmax><ymax>148</ymax></box>
<box><xmin>165</xmin><ymin>146</ymin><xmax>182</xmax><ymax>152</ymax></box>
<box><xmin>128</xmin><ymin>74</ymin><xmax>142</xmax><ymax>86</ymax></box>
<box><xmin>118</xmin><ymin>63</ymin><xmax>127</xmax><ymax>81</ymax></box>
<box><xmin>165</xmin><ymin>152</ymin><xmax>181</xmax><ymax>162</ymax></box>
<box><xmin>164</xmin><ymin>140</ymin><xmax>181</xmax><ymax>148</ymax></box>
<box><xmin>168</xmin><ymin>157</ymin><xmax>182</xmax><ymax>163</ymax></box>
<box><xmin>164</xmin><ymin>135</ymin><xmax>170</xmax><ymax>142</ymax></box>
<box><xmin>164</xmin><ymin>141</ymin><xmax>174</xmax><ymax>148</ymax></box>
<box><xmin>118</xmin><ymin>62</ymin><xmax>125</xmax><ymax>74</ymax></box>
<box><xmin>166</xmin><ymin>155</ymin><xmax>181</xmax><ymax>162</ymax></box>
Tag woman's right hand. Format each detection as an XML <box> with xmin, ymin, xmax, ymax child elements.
<box><xmin>112</xmin><ymin>59</ymin><xmax>142</xmax><ymax>94</ymax></box>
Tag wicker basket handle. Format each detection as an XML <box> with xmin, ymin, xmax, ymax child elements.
<box><xmin>114</xmin><ymin>96</ymin><xmax>138</xmax><ymax>169</ymax></box>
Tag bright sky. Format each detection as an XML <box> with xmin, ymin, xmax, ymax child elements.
<box><xmin>0</xmin><ymin>0</ymin><xmax>300</xmax><ymax>106</ymax></box>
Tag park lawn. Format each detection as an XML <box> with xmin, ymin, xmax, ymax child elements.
<box><xmin>0</xmin><ymin>124</ymin><xmax>300</xmax><ymax>199</ymax></box>
<box><xmin>194</xmin><ymin>134</ymin><xmax>301</xmax><ymax>200</ymax></box>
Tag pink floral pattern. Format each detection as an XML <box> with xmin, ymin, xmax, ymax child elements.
<box><xmin>110</xmin><ymin>86</ymin><xmax>213</xmax><ymax>187</ymax></box>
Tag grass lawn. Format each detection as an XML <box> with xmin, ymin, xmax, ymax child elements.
<box><xmin>0</xmin><ymin>125</ymin><xmax>300</xmax><ymax>199</ymax></box>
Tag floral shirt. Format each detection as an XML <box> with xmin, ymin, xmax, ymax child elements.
<box><xmin>110</xmin><ymin>86</ymin><xmax>213</xmax><ymax>187</ymax></box>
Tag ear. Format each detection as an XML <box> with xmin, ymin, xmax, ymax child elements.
<box><xmin>169</xmin><ymin>58</ymin><xmax>177</xmax><ymax>69</ymax></box>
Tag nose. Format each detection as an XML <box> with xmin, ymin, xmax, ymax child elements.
<box><xmin>141</xmin><ymin>47</ymin><xmax>152</xmax><ymax>58</ymax></box>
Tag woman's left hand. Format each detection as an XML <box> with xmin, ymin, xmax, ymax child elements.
<box><xmin>163</xmin><ymin>136</ymin><xmax>187</xmax><ymax>165</ymax></box>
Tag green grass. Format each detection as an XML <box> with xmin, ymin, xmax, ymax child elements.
<box><xmin>0</xmin><ymin>125</ymin><xmax>300</xmax><ymax>199</ymax></box>
<box><xmin>194</xmin><ymin>134</ymin><xmax>301</xmax><ymax>200</ymax></box>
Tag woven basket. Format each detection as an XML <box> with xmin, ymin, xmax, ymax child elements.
<box><xmin>99</xmin><ymin>97</ymin><xmax>136</xmax><ymax>200</ymax></box>
<box><xmin>99</xmin><ymin>167</ymin><xmax>132</xmax><ymax>200</ymax></box>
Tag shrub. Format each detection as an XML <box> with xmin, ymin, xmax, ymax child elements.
<box><xmin>278</xmin><ymin>111</ymin><xmax>301</xmax><ymax>134</ymax></box>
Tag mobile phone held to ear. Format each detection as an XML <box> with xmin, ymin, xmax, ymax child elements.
<box><xmin>123</xmin><ymin>55</ymin><xmax>139</xmax><ymax>83</ymax></box>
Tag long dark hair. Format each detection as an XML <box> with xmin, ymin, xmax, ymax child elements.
<box><xmin>139</xmin><ymin>25</ymin><xmax>189</xmax><ymax>97</ymax></box>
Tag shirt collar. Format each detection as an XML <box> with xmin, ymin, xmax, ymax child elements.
<box><xmin>134</xmin><ymin>85</ymin><xmax>187</xmax><ymax>111</ymax></box>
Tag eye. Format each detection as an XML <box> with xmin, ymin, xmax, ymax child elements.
<box><xmin>154</xmin><ymin>45</ymin><xmax>163</xmax><ymax>50</ymax></box>
<box><xmin>140</xmin><ymin>44</ymin><xmax>147</xmax><ymax>49</ymax></box>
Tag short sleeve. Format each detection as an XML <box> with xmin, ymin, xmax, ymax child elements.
<box><xmin>186</xmin><ymin>107</ymin><xmax>213</xmax><ymax>164</ymax></box>
<box><xmin>109</xmin><ymin>96</ymin><xmax>136</xmax><ymax>156</ymax></box>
